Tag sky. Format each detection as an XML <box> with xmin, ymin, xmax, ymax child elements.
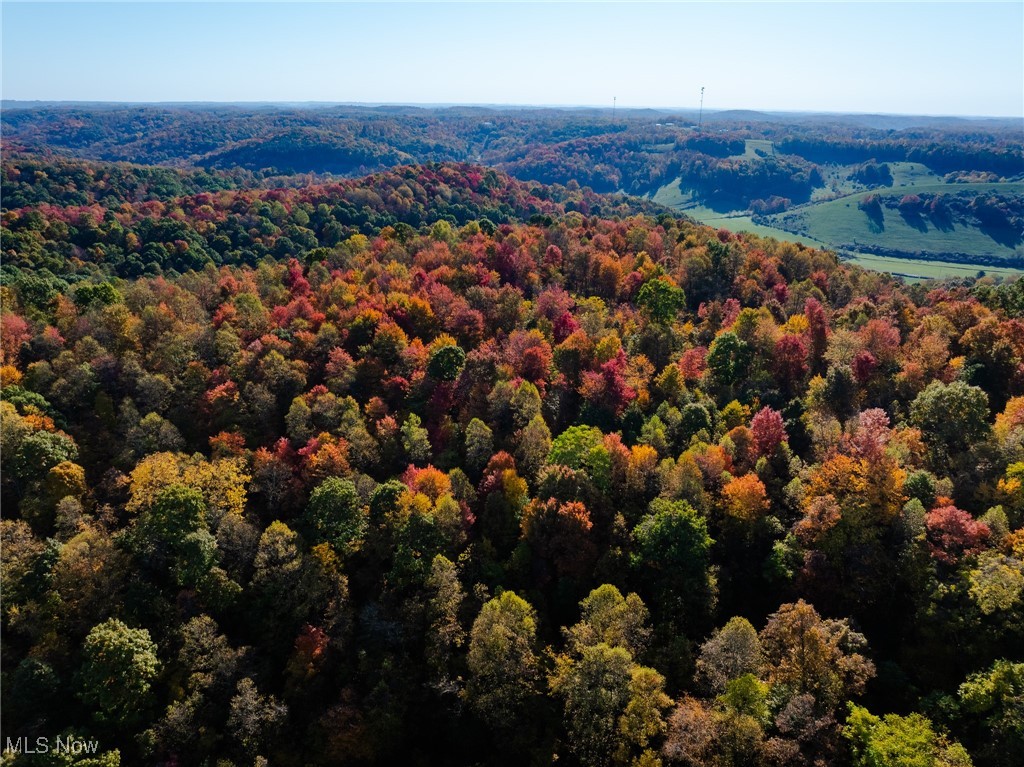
<box><xmin>2</xmin><ymin>1</ymin><xmax>1022</xmax><ymax>117</ymax></box>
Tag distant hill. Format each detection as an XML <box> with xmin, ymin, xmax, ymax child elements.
<box><xmin>0</xmin><ymin>161</ymin><xmax>667</xmax><ymax>277</ymax></box>
<box><xmin>3</xmin><ymin>103</ymin><xmax>1022</xmax><ymax>277</ymax></box>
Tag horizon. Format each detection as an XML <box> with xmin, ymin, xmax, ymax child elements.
<box><xmin>3</xmin><ymin>2</ymin><xmax>1022</xmax><ymax>118</ymax></box>
<box><xmin>2</xmin><ymin>99</ymin><xmax>1021</xmax><ymax>122</ymax></box>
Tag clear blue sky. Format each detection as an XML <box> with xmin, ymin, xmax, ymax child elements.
<box><xmin>3</xmin><ymin>1</ymin><xmax>1022</xmax><ymax>117</ymax></box>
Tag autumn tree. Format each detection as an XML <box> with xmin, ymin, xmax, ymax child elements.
<box><xmin>695</xmin><ymin>616</ymin><xmax>763</xmax><ymax>695</ymax></box>
<box><xmin>759</xmin><ymin>600</ymin><xmax>874</xmax><ymax>713</ymax></box>
<box><xmin>565</xmin><ymin>584</ymin><xmax>652</xmax><ymax>657</ymax></box>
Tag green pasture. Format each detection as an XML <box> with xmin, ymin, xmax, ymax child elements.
<box><xmin>684</xmin><ymin>205</ymin><xmax>831</xmax><ymax>247</ymax></box>
<box><xmin>765</xmin><ymin>182</ymin><xmax>1024</xmax><ymax>260</ymax></box>
<box><xmin>649</xmin><ymin>177</ymin><xmax>696</xmax><ymax>209</ymax></box>
<box><xmin>841</xmin><ymin>252</ymin><xmax>1024</xmax><ymax>281</ymax></box>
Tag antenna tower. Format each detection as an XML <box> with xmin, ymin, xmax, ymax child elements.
<box><xmin>698</xmin><ymin>87</ymin><xmax>705</xmax><ymax>131</ymax></box>
<box><xmin>613</xmin><ymin>96</ymin><xmax>616</xmax><ymax>120</ymax></box>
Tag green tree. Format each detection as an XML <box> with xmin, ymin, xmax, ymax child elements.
<box><xmin>549</xmin><ymin>424</ymin><xmax>605</xmax><ymax>470</ymax></box>
<box><xmin>637</xmin><ymin>277</ymin><xmax>686</xmax><ymax>325</ymax></box>
<box><xmin>565</xmin><ymin>584</ymin><xmax>651</xmax><ymax>656</ymax></box>
<box><xmin>465</xmin><ymin>591</ymin><xmax>540</xmax><ymax>731</ymax></box>
<box><xmin>77</xmin><ymin>619</ymin><xmax>160</xmax><ymax>727</ymax></box>
<box><xmin>464</xmin><ymin>417</ymin><xmax>494</xmax><ymax>477</ymax></box>
<box><xmin>959</xmin><ymin>660</ymin><xmax>1024</xmax><ymax>765</ymax></box>
<box><xmin>175</xmin><ymin>529</ymin><xmax>217</xmax><ymax>588</ymax></box>
<box><xmin>845</xmin><ymin>704</ymin><xmax>972</xmax><ymax>767</ymax></box>
<box><xmin>401</xmin><ymin>412</ymin><xmax>432</xmax><ymax>465</ymax></box>
<box><xmin>632</xmin><ymin>498</ymin><xmax>716</xmax><ymax>629</ymax></box>
<box><xmin>425</xmin><ymin>554</ymin><xmax>466</xmax><ymax>693</ymax></box>
<box><xmin>516</xmin><ymin>413</ymin><xmax>552</xmax><ymax>482</ymax></box>
<box><xmin>305</xmin><ymin>477</ymin><xmax>366</xmax><ymax>558</ymax></box>
<box><xmin>707</xmin><ymin>332</ymin><xmax>751</xmax><ymax>392</ymax></box>
<box><xmin>427</xmin><ymin>343</ymin><xmax>466</xmax><ymax>381</ymax></box>
<box><xmin>550</xmin><ymin>642</ymin><xmax>671</xmax><ymax>767</ymax></box>
<box><xmin>911</xmin><ymin>381</ymin><xmax>989</xmax><ymax>465</ymax></box>
<box><xmin>144</xmin><ymin>484</ymin><xmax>206</xmax><ymax>548</ymax></box>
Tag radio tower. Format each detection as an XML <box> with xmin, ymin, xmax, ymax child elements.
<box><xmin>613</xmin><ymin>96</ymin><xmax>616</xmax><ymax>121</ymax></box>
<box><xmin>697</xmin><ymin>86</ymin><xmax>705</xmax><ymax>132</ymax></box>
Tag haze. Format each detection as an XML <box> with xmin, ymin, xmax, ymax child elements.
<box><xmin>2</xmin><ymin>1</ymin><xmax>1023</xmax><ymax>118</ymax></box>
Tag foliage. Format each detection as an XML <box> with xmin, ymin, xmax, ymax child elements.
<box><xmin>76</xmin><ymin>619</ymin><xmax>161</xmax><ymax>727</ymax></box>
<box><xmin>2</xmin><ymin>155</ymin><xmax>1023</xmax><ymax>766</ymax></box>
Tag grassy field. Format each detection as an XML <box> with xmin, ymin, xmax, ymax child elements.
<box><xmin>683</xmin><ymin>205</ymin><xmax>831</xmax><ymax>246</ymax></box>
<box><xmin>765</xmin><ymin>181</ymin><xmax>1024</xmax><ymax>260</ymax></box>
<box><xmin>842</xmin><ymin>252</ymin><xmax>1024</xmax><ymax>281</ymax></box>
<box><xmin>648</xmin><ymin>168</ymin><xmax>1023</xmax><ymax>281</ymax></box>
<box><xmin>739</xmin><ymin>139</ymin><xmax>776</xmax><ymax>159</ymax></box>
<box><xmin>680</xmin><ymin>204</ymin><xmax>1024</xmax><ymax>282</ymax></box>
<box><xmin>809</xmin><ymin>162</ymin><xmax>949</xmax><ymax>202</ymax></box>
<box><xmin>887</xmin><ymin>161</ymin><xmax>942</xmax><ymax>187</ymax></box>
<box><xmin>649</xmin><ymin>177</ymin><xmax>696</xmax><ymax>209</ymax></box>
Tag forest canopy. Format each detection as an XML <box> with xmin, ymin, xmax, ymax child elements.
<box><xmin>2</xmin><ymin>150</ymin><xmax>1023</xmax><ymax>766</ymax></box>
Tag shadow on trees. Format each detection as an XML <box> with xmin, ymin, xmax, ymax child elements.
<box><xmin>978</xmin><ymin>221</ymin><xmax>1022</xmax><ymax>249</ymax></box>
<box><xmin>899</xmin><ymin>209</ymin><xmax>929</xmax><ymax>234</ymax></box>
<box><xmin>862</xmin><ymin>207</ymin><xmax>885</xmax><ymax>234</ymax></box>
<box><xmin>928</xmin><ymin>209</ymin><xmax>955</xmax><ymax>233</ymax></box>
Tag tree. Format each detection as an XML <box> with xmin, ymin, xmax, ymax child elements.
<box><xmin>465</xmin><ymin>591</ymin><xmax>541</xmax><ymax>731</ymax></box>
<box><xmin>550</xmin><ymin>642</ymin><xmax>671</xmax><ymax>767</ymax></box>
<box><xmin>633</xmin><ymin>498</ymin><xmax>716</xmax><ymax>629</ymax></box>
<box><xmin>227</xmin><ymin>677</ymin><xmax>288</xmax><ymax>759</ymax></box>
<box><xmin>516</xmin><ymin>413</ymin><xmax>552</xmax><ymax>482</ymax></box>
<box><xmin>925</xmin><ymin>506</ymin><xmax>990</xmax><ymax>566</ymax></box>
<box><xmin>663</xmin><ymin>695</ymin><xmax>718</xmax><ymax>766</ymax></box>
<box><xmin>911</xmin><ymin>381</ymin><xmax>989</xmax><ymax>466</ymax></box>
<box><xmin>968</xmin><ymin>551</ymin><xmax>1024</xmax><ymax>615</ymax></box>
<box><xmin>7</xmin><ymin>428</ymin><xmax>79</xmax><ymax>486</ymax></box>
<box><xmin>721</xmin><ymin>473</ymin><xmax>769</xmax><ymax>523</ymax></box>
<box><xmin>401</xmin><ymin>412</ymin><xmax>432</xmax><ymax>465</ymax></box>
<box><xmin>425</xmin><ymin>554</ymin><xmax>466</xmax><ymax>694</ymax></box>
<box><xmin>144</xmin><ymin>483</ymin><xmax>206</xmax><ymax>549</ymax></box>
<box><xmin>77</xmin><ymin>619</ymin><xmax>160</xmax><ymax>727</ymax></box>
<box><xmin>707</xmin><ymin>332</ymin><xmax>750</xmax><ymax>392</ymax></box>
<box><xmin>565</xmin><ymin>584</ymin><xmax>652</xmax><ymax>656</ymax></box>
<box><xmin>823</xmin><ymin>364</ymin><xmax>858</xmax><ymax>420</ymax></box>
<box><xmin>759</xmin><ymin>600</ymin><xmax>874</xmax><ymax>713</ymax></box>
<box><xmin>695</xmin><ymin>616</ymin><xmax>762</xmax><ymax>694</ymax></box>
<box><xmin>251</xmin><ymin>521</ymin><xmax>306</xmax><ymax>636</ymax></box>
<box><xmin>637</xmin><ymin>277</ymin><xmax>686</xmax><ymax>325</ymax></box>
<box><xmin>844</xmin><ymin>704</ymin><xmax>972</xmax><ymax>767</ymax></box>
<box><xmin>464</xmin><ymin>417</ymin><xmax>494</xmax><ymax>477</ymax></box>
<box><xmin>549</xmin><ymin>424</ymin><xmax>605</xmax><ymax>470</ymax></box>
<box><xmin>750</xmin><ymin>407</ymin><xmax>787</xmax><ymax>458</ymax></box>
<box><xmin>521</xmin><ymin>498</ymin><xmax>596</xmax><ymax>582</ymax></box>
<box><xmin>476</xmin><ymin>455</ymin><xmax>526</xmax><ymax>545</ymax></box>
<box><xmin>773</xmin><ymin>334</ymin><xmax>809</xmax><ymax>392</ymax></box>
<box><xmin>305</xmin><ymin>477</ymin><xmax>366</xmax><ymax>558</ymax></box>
<box><xmin>177</xmin><ymin>615</ymin><xmax>244</xmax><ymax>695</ymax></box>
<box><xmin>959</xmin><ymin>660</ymin><xmax>1024</xmax><ymax>765</ymax></box>
<box><xmin>427</xmin><ymin>343</ymin><xmax>466</xmax><ymax>381</ymax></box>
<box><xmin>51</xmin><ymin>526</ymin><xmax>130</xmax><ymax>635</ymax></box>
